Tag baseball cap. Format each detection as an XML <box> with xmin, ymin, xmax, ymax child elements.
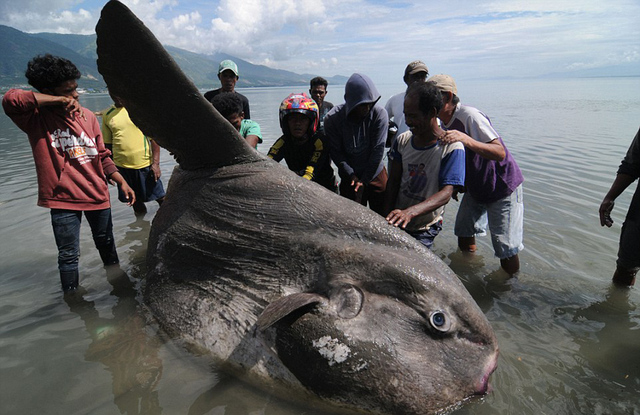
<box><xmin>404</xmin><ymin>60</ymin><xmax>429</xmax><ymax>78</ymax></box>
<box><xmin>218</xmin><ymin>60</ymin><xmax>239</xmax><ymax>76</ymax></box>
<box><xmin>428</xmin><ymin>74</ymin><xmax>457</xmax><ymax>95</ymax></box>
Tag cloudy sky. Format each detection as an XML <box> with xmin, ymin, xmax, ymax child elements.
<box><xmin>1</xmin><ymin>0</ymin><xmax>638</xmax><ymax>86</ymax></box>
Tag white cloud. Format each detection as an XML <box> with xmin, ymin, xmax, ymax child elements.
<box><xmin>0</xmin><ymin>0</ymin><xmax>638</xmax><ymax>82</ymax></box>
<box><xmin>0</xmin><ymin>0</ymin><xmax>97</xmax><ymax>34</ymax></box>
<box><xmin>172</xmin><ymin>12</ymin><xmax>201</xmax><ymax>30</ymax></box>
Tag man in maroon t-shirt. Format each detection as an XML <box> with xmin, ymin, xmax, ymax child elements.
<box><xmin>2</xmin><ymin>54</ymin><xmax>135</xmax><ymax>292</ymax></box>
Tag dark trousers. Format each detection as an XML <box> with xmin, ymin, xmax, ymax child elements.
<box><xmin>339</xmin><ymin>168</ymin><xmax>388</xmax><ymax>216</ymax></box>
<box><xmin>618</xmin><ymin>186</ymin><xmax>640</xmax><ymax>270</ymax></box>
<box><xmin>50</xmin><ymin>208</ymin><xmax>119</xmax><ymax>273</ymax></box>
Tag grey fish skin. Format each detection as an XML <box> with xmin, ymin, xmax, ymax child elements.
<box><xmin>95</xmin><ymin>2</ymin><xmax>499</xmax><ymax>414</ymax></box>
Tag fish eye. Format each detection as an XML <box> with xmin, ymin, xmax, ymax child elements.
<box><xmin>332</xmin><ymin>284</ymin><xmax>364</xmax><ymax>319</ymax></box>
<box><xmin>429</xmin><ymin>311</ymin><xmax>450</xmax><ymax>332</ymax></box>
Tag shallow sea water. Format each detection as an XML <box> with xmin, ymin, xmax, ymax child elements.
<box><xmin>0</xmin><ymin>77</ymin><xmax>639</xmax><ymax>415</ymax></box>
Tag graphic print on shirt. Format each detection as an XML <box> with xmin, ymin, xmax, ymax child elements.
<box><xmin>404</xmin><ymin>162</ymin><xmax>427</xmax><ymax>200</ymax></box>
<box><xmin>50</xmin><ymin>128</ymin><xmax>98</xmax><ymax>165</ymax></box>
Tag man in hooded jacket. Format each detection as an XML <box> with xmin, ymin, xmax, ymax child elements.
<box><xmin>324</xmin><ymin>73</ymin><xmax>389</xmax><ymax>215</ymax></box>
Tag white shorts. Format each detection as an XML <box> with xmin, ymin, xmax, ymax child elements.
<box><xmin>454</xmin><ymin>184</ymin><xmax>524</xmax><ymax>259</ymax></box>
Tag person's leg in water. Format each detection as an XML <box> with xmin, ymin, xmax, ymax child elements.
<box><xmin>488</xmin><ymin>185</ymin><xmax>524</xmax><ymax>275</ymax></box>
<box><xmin>455</xmin><ymin>193</ymin><xmax>486</xmax><ymax>256</ymax></box>
<box><xmin>500</xmin><ymin>254</ymin><xmax>520</xmax><ymax>275</ymax></box>
<box><xmin>613</xmin><ymin>224</ymin><xmax>638</xmax><ymax>286</ymax></box>
<box><xmin>612</xmin><ymin>266</ymin><xmax>637</xmax><ymax>286</ymax></box>
<box><xmin>458</xmin><ymin>236</ymin><xmax>477</xmax><ymax>252</ymax></box>
<box><xmin>51</xmin><ymin>209</ymin><xmax>82</xmax><ymax>292</ymax></box>
<box><xmin>85</xmin><ymin>208</ymin><xmax>119</xmax><ymax>267</ymax></box>
<box><xmin>132</xmin><ymin>199</ymin><xmax>147</xmax><ymax>214</ymax></box>
<box><xmin>612</xmin><ymin>190</ymin><xmax>639</xmax><ymax>286</ymax></box>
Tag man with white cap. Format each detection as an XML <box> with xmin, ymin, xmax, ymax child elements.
<box><xmin>204</xmin><ymin>59</ymin><xmax>251</xmax><ymax>119</ymax></box>
<box><xmin>432</xmin><ymin>74</ymin><xmax>524</xmax><ymax>275</ymax></box>
<box><xmin>385</xmin><ymin>60</ymin><xmax>429</xmax><ymax>141</ymax></box>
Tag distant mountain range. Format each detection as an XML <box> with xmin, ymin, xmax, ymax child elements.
<box><xmin>0</xmin><ymin>24</ymin><xmax>348</xmax><ymax>91</ymax></box>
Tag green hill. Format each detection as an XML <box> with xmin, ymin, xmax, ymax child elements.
<box><xmin>0</xmin><ymin>25</ymin><xmax>102</xmax><ymax>89</ymax></box>
<box><xmin>0</xmin><ymin>24</ymin><xmax>347</xmax><ymax>91</ymax></box>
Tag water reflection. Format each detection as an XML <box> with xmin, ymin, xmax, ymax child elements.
<box><xmin>552</xmin><ymin>285</ymin><xmax>640</xmax><ymax>413</ymax></box>
<box><xmin>187</xmin><ymin>377</ymin><xmax>277</xmax><ymax>415</ymax></box>
<box><xmin>187</xmin><ymin>375</ymin><xmax>346</xmax><ymax>415</ymax></box>
<box><xmin>3</xmin><ymin>80</ymin><xmax>640</xmax><ymax>414</ymax></box>
<box><xmin>448</xmin><ymin>249</ymin><xmax>515</xmax><ymax>313</ymax></box>
<box><xmin>572</xmin><ymin>286</ymin><xmax>639</xmax><ymax>383</ymax></box>
<box><xmin>120</xmin><ymin>215</ymin><xmax>153</xmax><ymax>273</ymax></box>
<box><xmin>64</xmin><ymin>269</ymin><xmax>164</xmax><ymax>415</ymax></box>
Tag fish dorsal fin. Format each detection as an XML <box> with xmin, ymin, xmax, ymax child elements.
<box><xmin>95</xmin><ymin>0</ymin><xmax>262</xmax><ymax>170</ymax></box>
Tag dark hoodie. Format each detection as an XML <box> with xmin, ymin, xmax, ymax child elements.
<box><xmin>324</xmin><ymin>73</ymin><xmax>388</xmax><ymax>184</ymax></box>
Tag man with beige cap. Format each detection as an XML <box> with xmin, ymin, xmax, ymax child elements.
<box><xmin>431</xmin><ymin>74</ymin><xmax>525</xmax><ymax>275</ymax></box>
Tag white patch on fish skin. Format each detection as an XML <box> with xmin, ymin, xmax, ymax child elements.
<box><xmin>312</xmin><ymin>336</ymin><xmax>351</xmax><ymax>366</ymax></box>
<box><xmin>352</xmin><ymin>359</ymin><xmax>368</xmax><ymax>372</ymax></box>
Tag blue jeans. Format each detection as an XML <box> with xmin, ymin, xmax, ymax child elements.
<box><xmin>407</xmin><ymin>220</ymin><xmax>443</xmax><ymax>250</ymax></box>
<box><xmin>50</xmin><ymin>208</ymin><xmax>119</xmax><ymax>272</ymax></box>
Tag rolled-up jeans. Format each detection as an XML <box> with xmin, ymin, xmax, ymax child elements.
<box><xmin>50</xmin><ymin>208</ymin><xmax>119</xmax><ymax>272</ymax></box>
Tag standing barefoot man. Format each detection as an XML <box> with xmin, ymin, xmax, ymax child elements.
<box><xmin>599</xmin><ymin>128</ymin><xmax>640</xmax><ymax>286</ymax></box>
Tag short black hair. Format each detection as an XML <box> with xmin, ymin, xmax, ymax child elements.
<box><xmin>310</xmin><ymin>76</ymin><xmax>328</xmax><ymax>89</ymax></box>
<box><xmin>25</xmin><ymin>54</ymin><xmax>81</xmax><ymax>92</ymax></box>
<box><xmin>407</xmin><ymin>82</ymin><xmax>443</xmax><ymax>117</ymax></box>
<box><xmin>210</xmin><ymin>92</ymin><xmax>243</xmax><ymax>118</ymax></box>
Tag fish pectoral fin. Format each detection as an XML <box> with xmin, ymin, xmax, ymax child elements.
<box><xmin>256</xmin><ymin>292</ymin><xmax>326</xmax><ymax>331</ymax></box>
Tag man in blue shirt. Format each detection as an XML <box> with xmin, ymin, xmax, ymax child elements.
<box><xmin>384</xmin><ymin>82</ymin><xmax>465</xmax><ymax>249</ymax></box>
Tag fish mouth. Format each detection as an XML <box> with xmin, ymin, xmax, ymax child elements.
<box><xmin>474</xmin><ymin>351</ymin><xmax>499</xmax><ymax>395</ymax></box>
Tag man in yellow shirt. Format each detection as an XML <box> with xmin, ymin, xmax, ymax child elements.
<box><xmin>101</xmin><ymin>97</ymin><xmax>165</xmax><ymax>215</ymax></box>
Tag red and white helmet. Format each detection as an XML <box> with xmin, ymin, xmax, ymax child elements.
<box><xmin>279</xmin><ymin>93</ymin><xmax>319</xmax><ymax>137</ymax></box>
